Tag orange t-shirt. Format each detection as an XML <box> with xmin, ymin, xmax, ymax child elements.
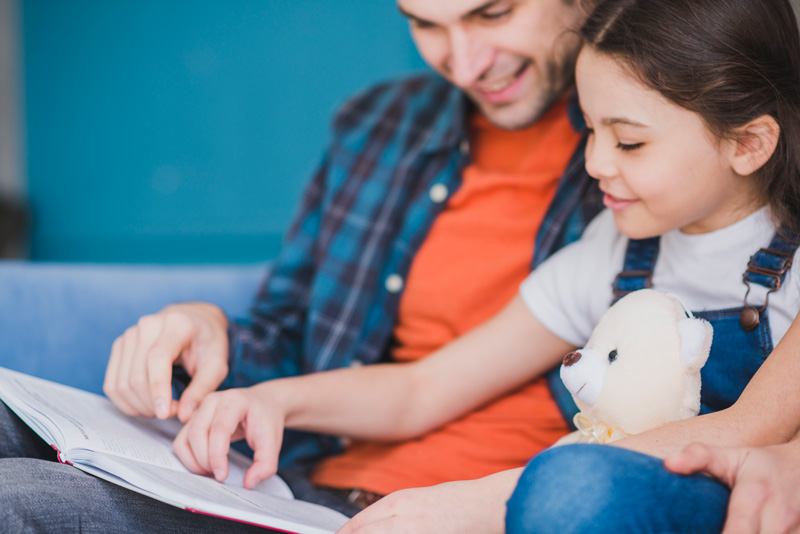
<box><xmin>311</xmin><ymin>99</ymin><xmax>581</xmax><ymax>495</ymax></box>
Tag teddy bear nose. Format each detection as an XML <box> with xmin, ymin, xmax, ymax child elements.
<box><xmin>563</xmin><ymin>351</ymin><xmax>582</xmax><ymax>367</ymax></box>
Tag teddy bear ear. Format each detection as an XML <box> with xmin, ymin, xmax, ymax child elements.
<box><xmin>677</xmin><ymin>318</ymin><xmax>713</xmax><ymax>370</ymax></box>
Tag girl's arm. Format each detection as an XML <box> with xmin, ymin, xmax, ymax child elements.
<box><xmin>173</xmin><ymin>295</ymin><xmax>574</xmax><ymax>487</ymax></box>
<box><xmin>615</xmin><ymin>310</ymin><xmax>800</xmax><ymax>458</ymax></box>
<box><xmin>274</xmin><ymin>296</ymin><xmax>573</xmax><ymax>440</ymax></box>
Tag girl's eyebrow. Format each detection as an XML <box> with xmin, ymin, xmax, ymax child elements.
<box><xmin>602</xmin><ymin>117</ymin><xmax>649</xmax><ymax>128</ymax></box>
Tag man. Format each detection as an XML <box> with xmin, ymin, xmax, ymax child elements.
<box><xmin>0</xmin><ymin>0</ymin><xmax>601</xmax><ymax>531</ymax></box>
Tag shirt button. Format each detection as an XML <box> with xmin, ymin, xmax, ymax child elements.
<box><xmin>385</xmin><ymin>274</ymin><xmax>404</xmax><ymax>293</ymax></box>
<box><xmin>429</xmin><ymin>183</ymin><xmax>449</xmax><ymax>204</ymax></box>
<box><xmin>460</xmin><ymin>138</ymin><xmax>470</xmax><ymax>156</ymax></box>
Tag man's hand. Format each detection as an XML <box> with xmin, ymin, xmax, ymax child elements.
<box><xmin>172</xmin><ymin>385</ymin><xmax>285</xmax><ymax>489</ymax></box>
<box><xmin>103</xmin><ymin>302</ymin><xmax>229</xmax><ymax>422</ymax></box>
<box><xmin>337</xmin><ymin>474</ymin><xmax>510</xmax><ymax>534</ymax></box>
<box><xmin>665</xmin><ymin>441</ymin><xmax>800</xmax><ymax>534</ymax></box>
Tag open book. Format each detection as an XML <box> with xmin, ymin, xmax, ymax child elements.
<box><xmin>0</xmin><ymin>367</ymin><xmax>348</xmax><ymax>534</ymax></box>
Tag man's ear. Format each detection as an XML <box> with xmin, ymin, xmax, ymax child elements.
<box><xmin>731</xmin><ymin>114</ymin><xmax>780</xmax><ymax>176</ymax></box>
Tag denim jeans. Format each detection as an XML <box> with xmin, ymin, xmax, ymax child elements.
<box><xmin>506</xmin><ymin>444</ymin><xmax>730</xmax><ymax>534</ymax></box>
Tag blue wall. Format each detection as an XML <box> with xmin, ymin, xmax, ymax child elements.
<box><xmin>22</xmin><ymin>1</ymin><xmax>426</xmax><ymax>263</ymax></box>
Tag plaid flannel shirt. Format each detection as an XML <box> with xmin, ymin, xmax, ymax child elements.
<box><xmin>223</xmin><ymin>72</ymin><xmax>603</xmax><ymax>465</ymax></box>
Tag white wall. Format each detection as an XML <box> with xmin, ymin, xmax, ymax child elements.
<box><xmin>0</xmin><ymin>0</ymin><xmax>24</xmax><ymax>199</ymax></box>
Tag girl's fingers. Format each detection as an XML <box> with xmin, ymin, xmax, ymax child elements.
<box><xmin>181</xmin><ymin>398</ymin><xmax>221</xmax><ymax>475</ymax></box>
<box><xmin>206</xmin><ymin>400</ymin><xmax>249</xmax><ymax>482</ymax></box>
<box><xmin>243</xmin><ymin>419</ymin><xmax>281</xmax><ymax>489</ymax></box>
<box><xmin>173</xmin><ymin>423</ymin><xmax>208</xmax><ymax>476</ymax></box>
<box><xmin>174</xmin><ymin>389</ymin><xmax>284</xmax><ymax>492</ymax></box>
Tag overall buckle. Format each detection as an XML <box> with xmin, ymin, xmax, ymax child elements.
<box><xmin>740</xmin><ymin>248</ymin><xmax>794</xmax><ymax>331</ymax></box>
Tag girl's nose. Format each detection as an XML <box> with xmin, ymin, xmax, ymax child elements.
<box><xmin>584</xmin><ymin>137</ymin><xmax>617</xmax><ymax>181</ymax></box>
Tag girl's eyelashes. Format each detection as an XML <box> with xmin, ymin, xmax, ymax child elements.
<box><xmin>617</xmin><ymin>142</ymin><xmax>644</xmax><ymax>152</ymax></box>
<box><xmin>584</xmin><ymin>124</ymin><xmax>643</xmax><ymax>152</ymax></box>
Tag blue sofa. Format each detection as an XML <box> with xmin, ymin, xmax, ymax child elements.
<box><xmin>0</xmin><ymin>261</ymin><xmax>267</xmax><ymax>395</ymax></box>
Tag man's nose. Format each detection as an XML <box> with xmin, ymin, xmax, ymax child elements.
<box><xmin>445</xmin><ymin>28</ymin><xmax>493</xmax><ymax>87</ymax></box>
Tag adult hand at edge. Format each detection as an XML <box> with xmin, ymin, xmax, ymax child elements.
<box><xmin>665</xmin><ymin>441</ymin><xmax>800</xmax><ymax>534</ymax></box>
<box><xmin>337</xmin><ymin>476</ymin><xmax>508</xmax><ymax>534</ymax></box>
<box><xmin>103</xmin><ymin>302</ymin><xmax>229</xmax><ymax>422</ymax></box>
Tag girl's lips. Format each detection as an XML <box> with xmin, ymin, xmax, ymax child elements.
<box><xmin>475</xmin><ymin>62</ymin><xmax>530</xmax><ymax>105</ymax></box>
<box><xmin>603</xmin><ymin>192</ymin><xmax>638</xmax><ymax>211</ymax></box>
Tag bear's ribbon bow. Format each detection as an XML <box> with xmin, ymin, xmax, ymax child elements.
<box><xmin>573</xmin><ymin>413</ymin><xmax>630</xmax><ymax>444</ymax></box>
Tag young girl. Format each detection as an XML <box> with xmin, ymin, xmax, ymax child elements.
<box><xmin>174</xmin><ymin>0</ymin><xmax>800</xmax><ymax>532</ymax></box>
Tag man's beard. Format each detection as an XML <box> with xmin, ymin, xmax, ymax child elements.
<box><xmin>474</xmin><ymin>46</ymin><xmax>579</xmax><ymax>131</ymax></box>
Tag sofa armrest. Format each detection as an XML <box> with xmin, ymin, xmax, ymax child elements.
<box><xmin>0</xmin><ymin>261</ymin><xmax>267</xmax><ymax>394</ymax></box>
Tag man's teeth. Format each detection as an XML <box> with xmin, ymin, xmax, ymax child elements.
<box><xmin>483</xmin><ymin>71</ymin><xmax>519</xmax><ymax>92</ymax></box>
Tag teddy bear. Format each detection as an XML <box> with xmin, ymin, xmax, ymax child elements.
<box><xmin>555</xmin><ymin>289</ymin><xmax>713</xmax><ymax>446</ymax></box>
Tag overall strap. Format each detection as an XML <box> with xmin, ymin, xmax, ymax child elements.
<box><xmin>611</xmin><ymin>236</ymin><xmax>660</xmax><ymax>304</ymax></box>
<box><xmin>740</xmin><ymin>224</ymin><xmax>800</xmax><ymax>330</ymax></box>
<box><xmin>743</xmin><ymin>226</ymin><xmax>800</xmax><ymax>291</ymax></box>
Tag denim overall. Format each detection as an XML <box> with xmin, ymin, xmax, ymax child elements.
<box><xmin>547</xmin><ymin>227</ymin><xmax>799</xmax><ymax>422</ymax></box>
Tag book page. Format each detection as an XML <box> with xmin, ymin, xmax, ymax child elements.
<box><xmin>74</xmin><ymin>452</ymin><xmax>348</xmax><ymax>534</ymax></box>
<box><xmin>0</xmin><ymin>367</ymin><xmax>185</xmax><ymax>469</ymax></box>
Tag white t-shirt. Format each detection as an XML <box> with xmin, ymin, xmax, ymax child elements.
<box><xmin>520</xmin><ymin>208</ymin><xmax>800</xmax><ymax>348</ymax></box>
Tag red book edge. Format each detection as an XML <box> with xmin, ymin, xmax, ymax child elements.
<box><xmin>50</xmin><ymin>444</ymin><xmax>74</xmax><ymax>466</ymax></box>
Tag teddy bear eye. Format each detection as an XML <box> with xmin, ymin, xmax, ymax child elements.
<box><xmin>608</xmin><ymin>350</ymin><xmax>618</xmax><ymax>363</ymax></box>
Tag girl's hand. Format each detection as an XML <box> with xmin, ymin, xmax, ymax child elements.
<box><xmin>172</xmin><ymin>385</ymin><xmax>285</xmax><ymax>489</ymax></box>
<box><xmin>336</xmin><ymin>477</ymin><xmax>508</xmax><ymax>534</ymax></box>
<box><xmin>665</xmin><ymin>441</ymin><xmax>800</xmax><ymax>534</ymax></box>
